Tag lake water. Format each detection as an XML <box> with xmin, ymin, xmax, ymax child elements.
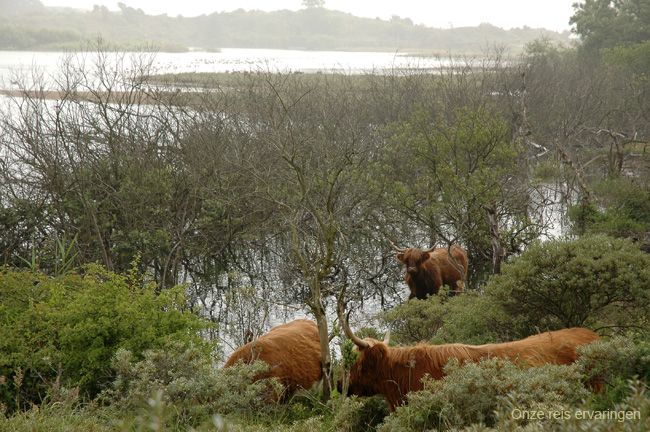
<box><xmin>0</xmin><ymin>48</ymin><xmax>446</xmax><ymax>90</ymax></box>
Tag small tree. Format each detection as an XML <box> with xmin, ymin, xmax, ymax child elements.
<box><xmin>382</xmin><ymin>103</ymin><xmax>544</xmax><ymax>279</ymax></box>
<box><xmin>239</xmin><ymin>70</ymin><xmax>377</xmax><ymax>401</ymax></box>
<box><xmin>570</xmin><ymin>0</ymin><xmax>650</xmax><ymax>54</ymax></box>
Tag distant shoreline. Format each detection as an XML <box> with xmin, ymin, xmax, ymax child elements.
<box><xmin>0</xmin><ymin>89</ymin><xmax>159</xmax><ymax>104</ymax></box>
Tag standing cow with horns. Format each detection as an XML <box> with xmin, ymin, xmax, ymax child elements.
<box><xmin>388</xmin><ymin>239</ymin><xmax>468</xmax><ymax>299</ymax></box>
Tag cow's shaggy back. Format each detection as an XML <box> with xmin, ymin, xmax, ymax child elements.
<box><xmin>224</xmin><ymin>319</ymin><xmax>323</xmax><ymax>399</ymax></box>
<box><xmin>345</xmin><ymin>327</ymin><xmax>600</xmax><ymax>411</ymax></box>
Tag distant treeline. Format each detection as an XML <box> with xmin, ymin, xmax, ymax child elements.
<box><xmin>0</xmin><ymin>3</ymin><xmax>570</xmax><ymax>53</ymax></box>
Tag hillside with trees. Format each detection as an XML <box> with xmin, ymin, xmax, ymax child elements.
<box><xmin>0</xmin><ymin>0</ymin><xmax>570</xmax><ymax>54</ymax></box>
<box><xmin>1</xmin><ymin>1</ymin><xmax>650</xmax><ymax>431</ymax></box>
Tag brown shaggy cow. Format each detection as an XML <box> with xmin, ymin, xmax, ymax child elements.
<box><xmin>389</xmin><ymin>239</ymin><xmax>468</xmax><ymax>299</ymax></box>
<box><xmin>338</xmin><ymin>319</ymin><xmax>600</xmax><ymax>411</ymax></box>
<box><xmin>224</xmin><ymin>319</ymin><xmax>322</xmax><ymax>400</ymax></box>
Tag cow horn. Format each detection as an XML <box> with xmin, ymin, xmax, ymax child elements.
<box><xmin>343</xmin><ymin>312</ymin><xmax>369</xmax><ymax>349</ymax></box>
<box><xmin>423</xmin><ymin>244</ymin><xmax>437</xmax><ymax>253</ymax></box>
<box><xmin>383</xmin><ymin>329</ymin><xmax>391</xmax><ymax>345</ymax></box>
<box><xmin>387</xmin><ymin>238</ymin><xmax>406</xmax><ymax>253</ymax></box>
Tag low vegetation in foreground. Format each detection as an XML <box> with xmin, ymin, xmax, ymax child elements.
<box><xmin>2</xmin><ymin>236</ymin><xmax>650</xmax><ymax>431</ymax></box>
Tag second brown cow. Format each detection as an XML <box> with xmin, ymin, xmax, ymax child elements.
<box><xmin>224</xmin><ymin>319</ymin><xmax>323</xmax><ymax>401</ymax></box>
<box><xmin>389</xmin><ymin>240</ymin><xmax>469</xmax><ymax>299</ymax></box>
<box><xmin>338</xmin><ymin>318</ymin><xmax>601</xmax><ymax>411</ymax></box>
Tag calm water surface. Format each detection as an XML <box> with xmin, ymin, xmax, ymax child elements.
<box><xmin>0</xmin><ymin>48</ymin><xmax>445</xmax><ymax>90</ymax></box>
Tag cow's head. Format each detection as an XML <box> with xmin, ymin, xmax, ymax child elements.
<box><xmin>337</xmin><ymin>313</ymin><xmax>391</xmax><ymax>398</ymax></box>
<box><xmin>396</xmin><ymin>249</ymin><xmax>432</xmax><ymax>275</ymax></box>
<box><xmin>388</xmin><ymin>238</ymin><xmax>436</xmax><ymax>275</ymax></box>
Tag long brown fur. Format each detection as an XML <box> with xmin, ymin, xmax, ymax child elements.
<box><xmin>342</xmin><ymin>328</ymin><xmax>600</xmax><ymax>411</ymax></box>
<box><xmin>396</xmin><ymin>245</ymin><xmax>468</xmax><ymax>299</ymax></box>
<box><xmin>224</xmin><ymin>319</ymin><xmax>323</xmax><ymax>400</ymax></box>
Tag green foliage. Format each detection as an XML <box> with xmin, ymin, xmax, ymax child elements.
<box><xmin>380</xmin><ymin>289</ymin><xmax>510</xmax><ymax>346</ymax></box>
<box><xmin>379</xmin><ymin>292</ymin><xmax>446</xmax><ymax>345</ymax></box>
<box><xmin>342</xmin><ymin>339</ymin><xmax>360</xmax><ymax>368</ymax></box>
<box><xmin>0</xmin><ymin>196</ymin><xmax>50</xmax><ymax>268</ymax></box>
<box><xmin>0</xmin><ymin>23</ymin><xmax>81</xmax><ymax>50</ymax></box>
<box><xmin>387</xmin><ymin>105</ymin><xmax>519</xmax><ymax>225</ymax></box>
<box><xmin>576</xmin><ymin>335</ymin><xmax>650</xmax><ymax>407</ymax></box>
<box><xmin>603</xmin><ymin>40</ymin><xmax>650</xmax><ymax>76</ymax></box>
<box><xmin>331</xmin><ymin>395</ymin><xmax>390</xmax><ymax>432</ymax></box>
<box><xmin>462</xmin><ymin>379</ymin><xmax>650</xmax><ymax>432</ymax></box>
<box><xmin>1</xmin><ymin>402</ymin><xmax>113</xmax><ymax>432</ymax></box>
<box><xmin>0</xmin><ymin>264</ymin><xmax>210</xmax><ymax>413</ymax></box>
<box><xmin>568</xmin><ymin>177</ymin><xmax>650</xmax><ymax>239</ymax></box>
<box><xmin>483</xmin><ymin>234</ymin><xmax>650</xmax><ymax>336</ymax></box>
<box><xmin>381</xmin><ymin>103</ymin><xmax>537</xmax><ymax>278</ymax></box>
<box><xmin>377</xmin><ymin>358</ymin><xmax>591</xmax><ymax>431</ymax></box>
<box><xmin>570</xmin><ymin>0</ymin><xmax>650</xmax><ymax>54</ymax></box>
<box><xmin>524</xmin><ymin>37</ymin><xmax>571</xmax><ymax>63</ymax></box>
<box><xmin>567</xmin><ymin>200</ymin><xmax>604</xmax><ymax>237</ymax></box>
<box><xmin>106</xmin><ymin>345</ymin><xmax>279</xmax><ymax>428</ymax></box>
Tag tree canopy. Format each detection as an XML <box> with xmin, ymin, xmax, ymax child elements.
<box><xmin>570</xmin><ymin>0</ymin><xmax>650</xmax><ymax>53</ymax></box>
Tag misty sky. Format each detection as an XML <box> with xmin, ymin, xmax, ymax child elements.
<box><xmin>39</xmin><ymin>0</ymin><xmax>579</xmax><ymax>33</ymax></box>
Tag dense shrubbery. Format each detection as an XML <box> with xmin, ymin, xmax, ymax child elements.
<box><xmin>0</xmin><ymin>264</ymin><xmax>210</xmax><ymax>414</ymax></box>
<box><xmin>568</xmin><ymin>177</ymin><xmax>650</xmax><ymax>241</ymax></box>
<box><xmin>377</xmin><ymin>359</ymin><xmax>591</xmax><ymax>431</ymax></box>
<box><xmin>484</xmin><ymin>235</ymin><xmax>650</xmax><ymax>337</ymax></box>
<box><xmin>466</xmin><ymin>379</ymin><xmax>650</xmax><ymax>432</ymax></box>
<box><xmin>379</xmin><ymin>288</ymin><xmax>509</xmax><ymax>346</ymax></box>
<box><xmin>331</xmin><ymin>396</ymin><xmax>390</xmax><ymax>432</ymax></box>
<box><xmin>576</xmin><ymin>336</ymin><xmax>650</xmax><ymax>408</ymax></box>
<box><xmin>2</xmin><ymin>260</ymin><xmax>649</xmax><ymax>430</ymax></box>
<box><xmin>3</xmin><ymin>342</ymin><xmax>649</xmax><ymax>431</ymax></box>
<box><xmin>0</xmin><ymin>23</ymin><xmax>82</xmax><ymax>50</ymax></box>
<box><xmin>106</xmin><ymin>345</ymin><xmax>282</xmax><ymax>428</ymax></box>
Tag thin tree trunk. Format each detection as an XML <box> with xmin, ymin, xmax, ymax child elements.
<box><xmin>312</xmin><ymin>293</ymin><xmax>333</xmax><ymax>401</ymax></box>
<box><xmin>485</xmin><ymin>201</ymin><xmax>505</xmax><ymax>274</ymax></box>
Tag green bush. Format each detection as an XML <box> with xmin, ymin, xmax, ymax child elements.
<box><xmin>575</xmin><ymin>335</ymin><xmax>650</xmax><ymax>408</ymax></box>
<box><xmin>379</xmin><ymin>288</ymin><xmax>510</xmax><ymax>346</ymax></box>
<box><xmin>460</xmin><ymin>379</ymin><xmax>650</xmax><ymax>432</ymax></box>
<box><xmin>0</xmin><ymin>264</ymin><xmax>211</xmax><ymax>414</ymax></box>
<box><xmin>331</xmin><ymin>395</ymin><xmax>390</xmax><ymax>432</ymax></box>
<box><xmin>105</xmin><ymin>344</ymin><xmax>280</xmax><ymax>428</ymax></box>
<box><xmin>377</xmin><ymin>358</ymin><xmax>591</xmax><ymax>432</ymax></box>
<box><xmin>0</xmin><ymin>402</ymin><xmax>112</xmax><ymax>432</ymax></box>
<box><xmin>483</xmin><ymin>234</ymin><xmax>650</xmax><ymax>337</ymax></box>
<box><xmin>568</xmin><ymin>177</ymin><xmax>650</xmax><ymax>239</ymax></box>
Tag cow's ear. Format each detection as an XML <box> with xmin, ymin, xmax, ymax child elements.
<box><xmin>396</xmin><ymin>253</ymin><xmax>405</xmax><ymax>263</ymax></box>
<box><xmin>422</xmin><ymin>252</ymin><xmax>431</xmax><ymax>261</ymax></box>
<box><xmin>375</xmin><ymin>343</ymin><xmax>389</xmax><ymax>359</ymax></box>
